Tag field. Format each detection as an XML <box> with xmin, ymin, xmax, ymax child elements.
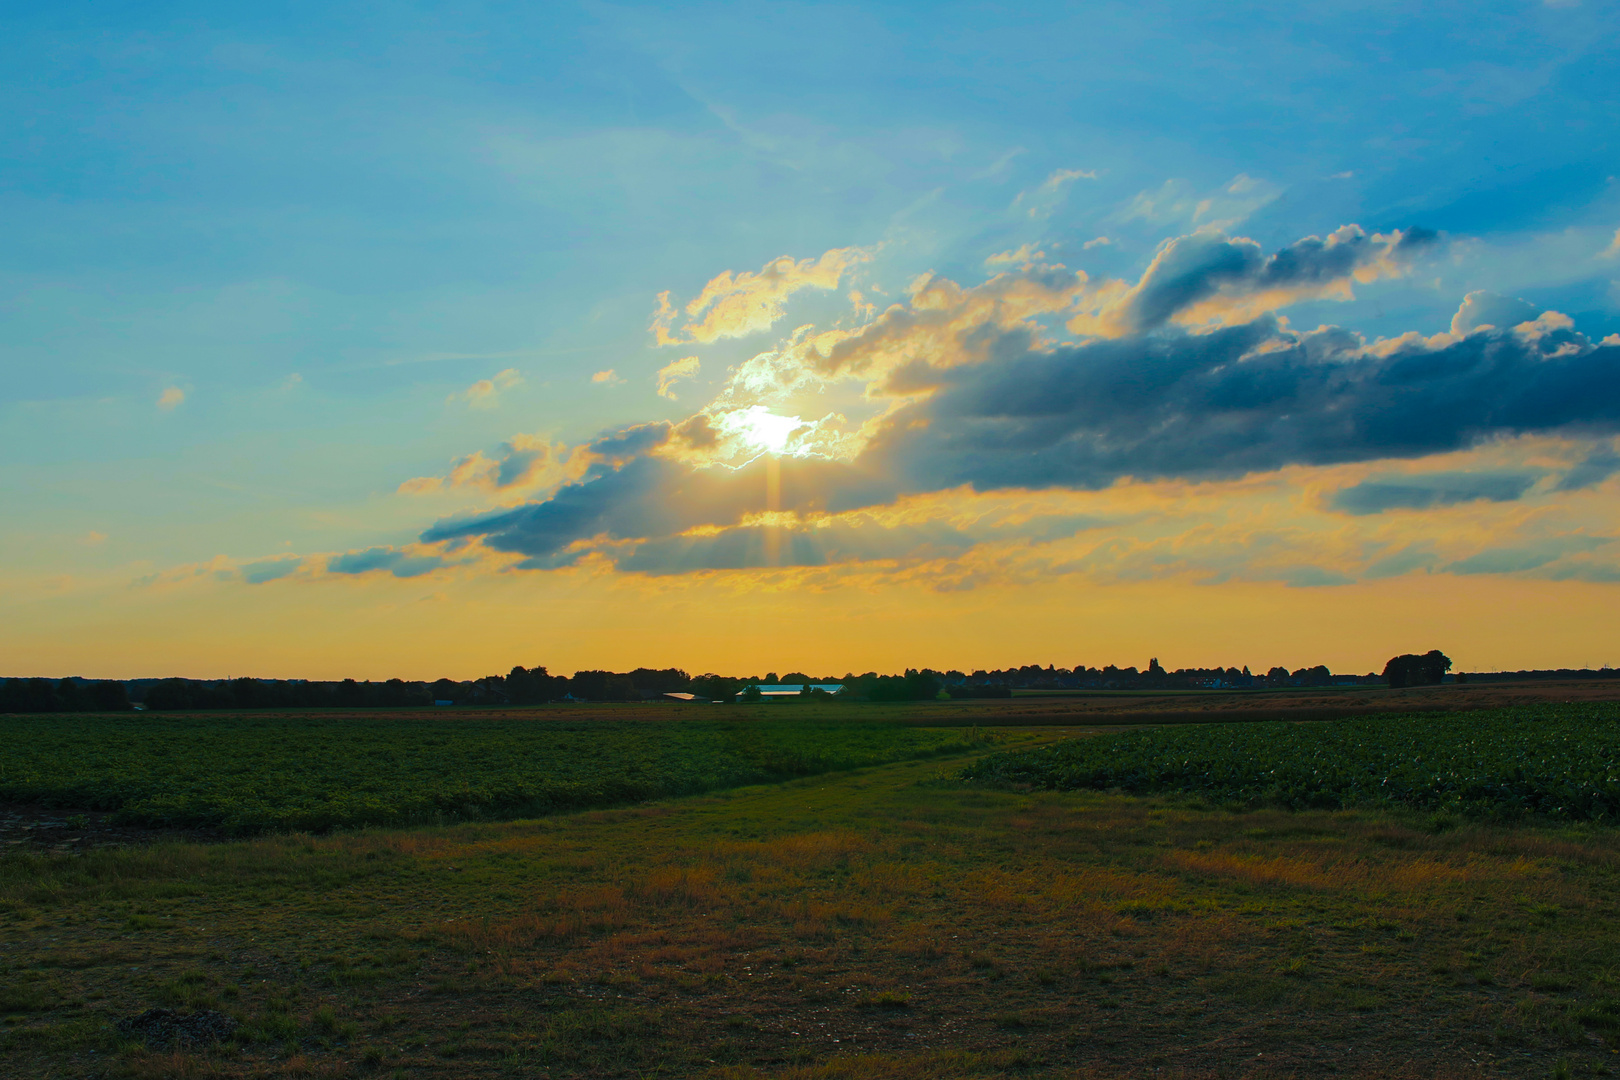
<box><xmin>964</xmin><ymin>703</ymin><xmax>1620</xmax><ymax>822</ymax></box>
<box><xmin>0</xmin><ymin>715</ymin><xmax>991</xmax><ymax>835</ymax></box>
<box><xmin>5</xmin><ymin>690</ymin><xmax>1620</xmax><ymax>1079</ymax></box>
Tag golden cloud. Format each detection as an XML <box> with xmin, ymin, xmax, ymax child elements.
<box><xmin>655</xmin><ymin>355</ymin><xmax>701</xmax><ymax>400</ymax></box>
<box><xmin>651</xmin><ymin>246</ymin><xmax>876</xmax><ymax>345</ymax></box>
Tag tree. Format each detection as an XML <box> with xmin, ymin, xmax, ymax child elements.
<box><xmin>692</xmin><ymin>673</ymin><xmax>740</xmax><ymax>701</ymax></box>
<box><xmin>1382</xmin><ymin>650</ymin><xmax>1452</xmax><ymax>688</ymax></box>
<box><xmin>90</xmin><ymin>680</ymin><xmax>131</xmax><ymax>711</ymax></box>
<box><xmin>1293</xmin><ymin>665</ymin><xmax>1332</xmax><ymax>687</ymax></box>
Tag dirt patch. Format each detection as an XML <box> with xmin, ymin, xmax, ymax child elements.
<box><xmin>115</xmin><ymin>1008</ymin><xmax>240</xmax><ymax>1049</ymax></box>
<box><xmin>0</xmin><ymin>803</ymin><xmax>223</xmax><ymax>851</ymax></box>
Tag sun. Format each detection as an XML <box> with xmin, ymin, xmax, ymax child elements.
<box><xmin>723</xmin><ymin>405</ymin><xmax>804</xmax><ymax>455</ymax></box>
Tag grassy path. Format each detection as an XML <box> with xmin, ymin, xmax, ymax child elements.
<box><xmin>3</xmin><ymin>732</ymin><xmax>1618</xmax><ymax>1078</ymax></box>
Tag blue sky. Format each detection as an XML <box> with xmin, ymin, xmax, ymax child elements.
<box><xmin>4</xmin><ymin>1</ymin><xmax>1619</xmax><ymax>677</ymax></box>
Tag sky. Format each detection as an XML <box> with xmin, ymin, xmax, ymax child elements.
<box><xmin>3</xmin><ymin>0</ymin><xmax>1620</xmax><ymax>680</ymax></box>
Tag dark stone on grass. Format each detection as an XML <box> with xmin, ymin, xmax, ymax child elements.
<box><xmin>116</xmin><ymin>1007</ymin><xmax>239</xmax><ymax>1048</ymax></box>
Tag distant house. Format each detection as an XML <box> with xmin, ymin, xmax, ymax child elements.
<box><xmin>743</xmin><ymin>683</ymin><xmax>846</xmax><ymax>699</ymax></box>
<box><xmin>433</xmin><ymin>699</ymin><xmax>454</xmax><ymax>706</ymax></box>
<box><xmin>662</xmin><ymin>692</ymin><xmax>711</xmax><ymax>703</ymax></box>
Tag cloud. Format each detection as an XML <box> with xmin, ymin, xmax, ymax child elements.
<box><xmin>592</xmin><ymin>369</ymin><xmax>624</xmax><ymax>385</ymax></box>
<box><xmin>82</xmin><ymin>531</ymin><xmax>107</xmax><ymax>546</ymax></box>
<box><xmin>971</xmin><ymin>146</ymin><xmax>1025</xmax><ymax>181</ymax></box>
<box><xmin>1603</xmin><ymin>227</ymin><xmax>1620</xmax><ymax>258</ymax></box>
<box><xmin>1012</xmin><ymin>168</ymin><xmax>1098</xmax><ymax>219</ymax></box>
<box><xmin>878</xmin><ymin>313</ymin><xmax>1611</xmax><ymax>496</ymax></box>
<box><xmin>1445</xmin><ymin>536</ymin><xmax>1610</xmax><ymax>576</ymax></box>
<box><xmin>420</xmin><ymin>452</ymin><xmax>882</xmax><ymax>568</ymax></box>
<box><xmin>984</xmin><ymin>244</ymin><xmax>1047</xmax><ymax>268</ymax></box>
<box><xmin>1450</xmin><ymin>291</ymin><xmax>1542</xmax><ymax>336</ymax></box>
<box><xmin>652</xmin><ymin>247</ymin><xmax>874</xmax><ymax>345</ymax></box>
<box><xmin>1554</xmin><ymin>446</ymin><xmax>1620</xmax><ymax>491</ymax></box>
<box><xmin>1122</xmin><ymin>174</ymin><xmax>1281</xmax><ymax>230</ymax></box>
<box><xmin>1364</xmin><ymin>544</ymin><xmax>1440</xmax><ymax>579</ymax></box>
<box><xmin>157</xmin><ymin>387</ymin><xmax>186</xmax><ymax>410</ymax></box>
<box><xmin>428</xmin><ymin>331</ymin><xmax>1617</xmax><ymax>574</ymax></box>
<box><xmin>398</xmin><ymin>434</ymin><xmax>564</xmax><ymax>496</ymax></box>
<box><xmin>241</xmin><ymin>555</ymin><xmax>304</xmax><ymax>584</ymax></box>
<box><xmin>1329</xmin><ymin>471</ymin><xmax>1540</xmax><ymax>514</ymax></box>
<box><xmin>655</xmin><ymin>356</ymin><xmax>701</xmax><ymax>400</ymax></box>
<box><xmin>617</xmin><ymin>519</ymin><xmax>979</xmax><ymax>575</ymax></box>
<box><xmin>449</xmin><ymin>368</ymin><xmax>522</xmax><ymax>408</ymax></box>
<box><xmin>326</xmin><ymin>546</ymin><xmax>448</xmax><ymax>579</ymax></box>
<box><xmin>397</xmin><ymin>225</ymin><xmax>1619</xmax><ymax>581</ymax></box>
<box><xmin>1070</xmin><ymin>225</ymin><xmax>1439</xmax><ymax>337</ymax></box>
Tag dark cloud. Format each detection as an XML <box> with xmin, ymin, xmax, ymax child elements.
<box><xmin>1114</xmin><ymin>226</ymin><xmax>1435</xmax><ymax>333</ymax></box>
<box><xmin>327</xmin><ymin>547</ymin><xmax>446</xmax><ymax>578</ymax></box>
<box><xmin>872</xmin><ymin>317</ymin><xmax>1620</xmax><ymax>494</ymax></box>
<box><xmin>492</xmin><ymin>445</ymin><xmax>545</xmax><ymax>489</ymax></box>
<box><xmin>422</xmin><ymin>454</ymin><xmax>898</xmax><ymax>564</ymax></box>
<box><xmin>1329</xmin><ymin>472</ymin><xmax>1539</xmax><ymax>515</ymax></box>
<box><xmin>588</xmin><ymin>421</ymin><xmax>676</xmax><ymax>463</ymax></box>
<box><xmin>1554</xmin><ymin>447</ymin><xmax>1620</xmax><ymax>492</ymax></box>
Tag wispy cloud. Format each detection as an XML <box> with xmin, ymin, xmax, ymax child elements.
<box><xmin>592</xmin><ymin>369</ymin><xmax>624</xmax><ymax>385</ymax></box>
<box><xmin>1012</xmin><ymin>168</ymin><xmax>1098</xmax><ymax>219</ymax></box>
<box><xmin>325</xmin><ymin>546</ymin><xmax>449</xmax><ymax>579</ymax></box>
<box><xmin>157</xmin><ymin>387</ymin><xmax>186</xmax><ymax>410</ymax></box>
<box><xmin>1330</xmin><ymin>472</ymin><xmax>1540</xmax><ymax>515</ymax></box>
<box><xmin>1122</xmin><ymin>174</ymin><xmax>1282</xmax><ymax>230</ymax></box>
<box><xmin>448</xmin><ymin>368</ymin><xmax>522</xmax><ymax>408</ymax></box>
<box><xmin>984</xmin><ymin>244</ymin><xmax>1048</xmax><ymax>268</ymax></box>
<box><xmin>241</xmin><ymin>555</ymin><xmax>304</xmax><ymax>585</ymax></box>
<box><xmin>655</xmin><ymin>356</ymin><xmax>701</xmax><ymax>400</ymax></box>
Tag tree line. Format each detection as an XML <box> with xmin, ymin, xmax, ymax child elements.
<box><xmin>5</xmin><ymin>650</ymin><xmax>1609</xmax><ymax>713</ymax></box>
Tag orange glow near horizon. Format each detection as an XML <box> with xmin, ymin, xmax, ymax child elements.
<box><xmin>3</xmin><ymin>561</ymin><xmax>1614</xmax><ymax>682</ymax></box>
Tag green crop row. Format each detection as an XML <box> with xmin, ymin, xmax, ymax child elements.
<box><xmin>0</xmin><ymin>714</ymin><xmax>988</xmax><ymax>835</ymax></box>
<box><xmin>961</xmin><ymin>703</ymin><xmax>1620</xmax><ymax>822</ymax></box>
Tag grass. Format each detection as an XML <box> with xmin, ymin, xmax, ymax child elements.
<box><xmin>963</xmin><ymin>702</ymin><xmax>1620</xmax><ymax>822</ymax></box>
<box><xmin>4</xmin><ymin>712</ymin><xmax>1620</xmax><ymax>1077</ymax></box>
<box><xmin>0</xmin><ymin>714</ymin><xmax>995</xmax><ymax>834</ymax></box>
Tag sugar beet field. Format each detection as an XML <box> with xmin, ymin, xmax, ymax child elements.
<box><xmin>0</xmin><ymin>714</ymin><xmax>990</xmax><ymax>834</ymax></box>
<box><xmin>966</xmin><ymin>702</ymin><xmax>1620</xmax><ymax>822</ymax></box>
<box><xmin>5</xmin><ymin>703</ymin><xmax>1620</xmax><ymax>836</ymax></box>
